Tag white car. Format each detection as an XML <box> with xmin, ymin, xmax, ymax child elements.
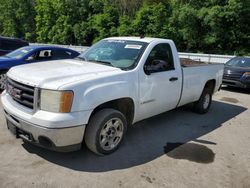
<box><xmin>1</xmin><ymin>37</ymin><xmax>224</xmax><ymax>155</ymax></box>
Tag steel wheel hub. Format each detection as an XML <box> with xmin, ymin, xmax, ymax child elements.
<box><xmin>99</xmin><ymin>118</ymin><xmax>124</xmax><ymax>151</ymax></box>
<box><xmin>203</xmin><ymin>94</ymin><xmax>210</xmax><ymax>109</ymax></box>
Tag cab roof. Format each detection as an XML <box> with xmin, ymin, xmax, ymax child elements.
<box><xmin>105</xmin><ymin>36</ymin><xmax>172</xmax><ymax>43</ymax></box>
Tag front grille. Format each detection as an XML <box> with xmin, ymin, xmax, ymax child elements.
<box><xmin>6</xmin><ymin>78</ymin><xmax>35</xmax><ymax>109</ymax></box>
<box><xmin>223</xmin><ymin>81</ymin><xmax>236</xmax><ymax>85</ymax></box>
<box><xmin>223</xmin><ymin>72</ymin><xmax>242</xmax><ymax>81</ymax></box>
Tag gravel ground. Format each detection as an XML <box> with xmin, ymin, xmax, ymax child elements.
<box><xmin>0</xmin><ymin>87</ymin><xmax>250</xmax><ymax>188</ymax></box>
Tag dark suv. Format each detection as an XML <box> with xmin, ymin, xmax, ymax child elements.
<box><xmin>223</xmin><ymin>57</ymin><xmax>250</xmax><ymax>89</ymax></box>
<box><xmin>0</xmin><ymin>36</ymin><xmax>29</xmax><ymax>56</ymax></box>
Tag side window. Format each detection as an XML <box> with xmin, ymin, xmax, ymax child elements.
<box><xmin>37</xmin><ymin>50</ymin><xmax>52</xmax><ymax>60</ymax></box>
<box><xmin>51</xmin><ymin>49</ymin><xmax>72</xmax><ymax>59</ymax></box>
<box><xmin>26</xmin><ymin>51</ymin><xmax>41</xmax><ymax>62</ymax></box>
<box><xmin>26</xmin><ymin>51</ymin><xmax>39</xmax><ymax>61</ymax></box>
<box><xmin>144</xmin><ymin>43</ymin><xmax>174</xmax><ymax>74</ymax></box>
<box><xmin>66</xmin><ymin>51</ymin><xmax>73</xmax><ymax>57</ymax></box>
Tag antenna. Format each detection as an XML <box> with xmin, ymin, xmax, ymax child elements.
<box><xmin>140</xmin><ymin>34</ymin><xmax>145</xmax><ymax>39</ymax></box>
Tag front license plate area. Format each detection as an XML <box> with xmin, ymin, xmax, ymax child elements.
<box><xmin>6</xmin><ymin>120</ymin><xmax>34</xmax><ymax>141</ymax></box>
<box><xmin>7</xmin><ymin>120</ymin><xmax>17</xmax><ymax>136</ymax></box>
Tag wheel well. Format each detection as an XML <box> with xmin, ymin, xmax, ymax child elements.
<box><xmin>89</xmin><ymin>98</ymin><xmax>135</xmax><ymax>125</ymax></box>
<box><xmin>204</xmin><ymin>79</ymin><xmax>216</xmax><ymax>93</ymax></box>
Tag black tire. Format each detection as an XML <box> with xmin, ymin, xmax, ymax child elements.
<box><xmin>84</xmin><ymin>108</ymin><xmax>127</xmax><ymax>155</ymax></box>
<box><xmin>192</xmin><ymin>87</ymin><xmax>212</xmax><ymax>114</ymax></box>
<box><xmin>0</xmin><ymin>71</ymin><xmax>7</xmax><ymax>90</ymax></box>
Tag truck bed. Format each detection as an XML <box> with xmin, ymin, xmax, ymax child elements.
<box><xmin>180</xmin><ymin>58</ymin><xmax>220</xmax><ymax>67</ymax></box>
<box><xmin>177</xmin><ymin>60</ymin><xmax>224</xmax><ymax>107</ymax></box>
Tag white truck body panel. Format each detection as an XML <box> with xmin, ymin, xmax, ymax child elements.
<box><xmin>179</xmin><ymin>65</ymin><xmax>223</xmax><ymax>107</ymax></box>
<box><xmin>1</xmin><ymin>37</ymin><xmax>224</xmax><ymax>151</ymax></box>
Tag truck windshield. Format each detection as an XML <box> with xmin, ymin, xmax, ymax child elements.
<box><xmin>77</xmin><ymin>39</ymin><xmax>147</xmax><ymax>70</ymax></box>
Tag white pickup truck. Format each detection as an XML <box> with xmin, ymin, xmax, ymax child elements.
<box><xmin>1</xmin><ymin>37</ymin><xmax>224</xmax><ymax>155</ymax></box>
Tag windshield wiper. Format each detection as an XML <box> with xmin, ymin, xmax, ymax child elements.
<box><xmin>87</xmin><ymin>59</ymin><xmax>125</xmax><ymax>70</ymax></box>
<box><xmin>75</xmin><ymin>56</ymin><xmax>86</xmax><ymax>61</ymax></box>
<box><xmin>88</xmin><ymin>59</ymin><xmax>114</xmax><ymax>67</ymax></box>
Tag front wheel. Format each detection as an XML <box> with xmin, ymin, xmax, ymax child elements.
<box><xmin>84</xmin><ymin>108</ymin><xmax>127</xmax><ymax>155</ymax></box>
<box><xmin>192</xmin><ymin>88</ymin><xmax>212</xmax><ymax>114</ymax></box>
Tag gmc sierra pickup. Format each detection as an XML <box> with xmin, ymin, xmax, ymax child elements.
<box><xmin>1</xmin><ymin>37</ymin><xmax>224</xmax><ymax>155</ymax></box>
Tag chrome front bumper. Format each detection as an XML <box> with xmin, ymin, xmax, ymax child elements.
<box><xmin>4</xmin><ymin>109</ymin><xmax>85</xmax><ymax>152</ymax></box>
<box><xmin>1</xmin><ymin>91</ymin><xmax>92</xmax><ymax>152</ymax></box>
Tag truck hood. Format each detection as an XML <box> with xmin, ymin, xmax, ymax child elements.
<box><xmin>7</xmin><ymin>59</ymin><xmax>123</xmax><ymax>89</ymax></box>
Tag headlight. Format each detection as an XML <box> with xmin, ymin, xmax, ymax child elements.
<box><xmin>40</xmin><ymin>90</ymin><xmax>74</xmax><ymax>113</ymax></box>
<box><xmin>243</xmin><ymin>72</ymin><xmax>250</xmax><ymax>77</ymax></box>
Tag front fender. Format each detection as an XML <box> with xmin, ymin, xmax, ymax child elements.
<box><xmin>82</xmin><ymin>81</ymin><xmax>132</xmax><ymax>110</ymax></box>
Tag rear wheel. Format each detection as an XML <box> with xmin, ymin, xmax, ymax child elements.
<box><xmin>84</xmin><ymin>108</ymin><xmax>127</xmax><ymax>155</ymax></box>
<box><xmin>192</xmin><ymin>88</ymin><xmax>212</xmax><ymax>114</ymax></box>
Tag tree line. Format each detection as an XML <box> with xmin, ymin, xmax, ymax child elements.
<box><xmin>0</xmin><ymin>0</ymin><xmax>249</xmax><ymax>55</ymax></box>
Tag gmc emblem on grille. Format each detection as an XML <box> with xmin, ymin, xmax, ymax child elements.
<box><xmin>7</xmin><ymin>84</ymin><xmax>21</xmax><ymax>99</ymax></box>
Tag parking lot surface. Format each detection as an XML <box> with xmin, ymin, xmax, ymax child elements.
<box><xmin>0</xmin><ymin>88</ymin><xmax>250</xmax><ymax>188</ymax></box>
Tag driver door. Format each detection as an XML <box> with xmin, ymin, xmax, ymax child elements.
<box><xmin>138</xmin><ymin>43</ymin><xmax>182</xmax><ymax>120</ymax></box>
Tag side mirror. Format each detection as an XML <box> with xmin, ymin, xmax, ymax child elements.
<box><xmin>144</xmin><ymin>64</ymin><xmax>151</xmax><ymax>75</ymax></box>
<box><xmin>25</xmin><ymin>56</ymin><xmax>34</xmax><ymax>62</ymax></box>
<box><xmin>144</xmin><ymin>60</ymin><xmax>165</xmax><ymax>75</ymax></box>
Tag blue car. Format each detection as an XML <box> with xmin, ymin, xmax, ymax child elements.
<box><xmin>0</xmin><ymin>45</ymin><xmax>80</xmax><ymax>89</ymax></box>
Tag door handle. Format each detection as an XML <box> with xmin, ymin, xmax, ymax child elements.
<box><xmin>169</xmin><ymin>77</ymin><xmax>178</xmax><ymax>82</ymax></box>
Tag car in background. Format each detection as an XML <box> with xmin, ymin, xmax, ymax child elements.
<box><xmin>0</xmin><ymin>45</ymin><xmax>80</xmax><ymax>89</ymax></box>
<box><xmin>0</xmin><ymin>36</ymin><xmax>29</xmax><ymax>56</ymax></box>
<box><xmin>223</xmin><ymin>57</ymin><xmax>250</xmax><ymax>89</ymax></box>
